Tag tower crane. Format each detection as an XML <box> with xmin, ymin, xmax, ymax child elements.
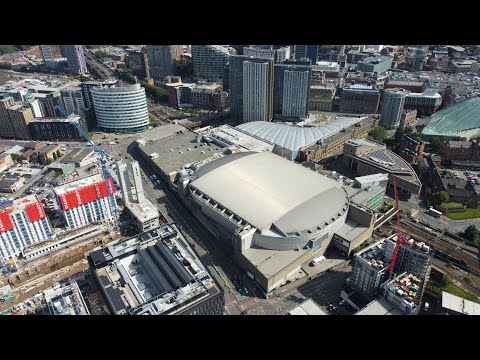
<box><xmin>55</xmin><ymin>105</ymin><xmax>119</xmax><ymax>228</ymax></box>
<box><xmin>384</xmin><ymin>178</ymin><xmax>408</xmax><ymax>280</ymax></box>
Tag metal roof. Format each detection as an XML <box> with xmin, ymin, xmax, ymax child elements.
<box><xmin>442</xmin><ymin>291</ymin><xmax>480</xmax><ymax>315</ymax></box>
<box><xmin>236</xmin><ymin>117</ymin><xmax>365</xmax><ymax>152</ymax></box>
<box><xmin>422</xmin><ymin>97</ymin><xmax>480</xmax><ymax>139</ymax></box>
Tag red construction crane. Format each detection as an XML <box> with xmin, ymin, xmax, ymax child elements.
<box><xmin>385</xmin><ymin>178</ymin><xmax>408</xmax><ymax>280</ymax></box>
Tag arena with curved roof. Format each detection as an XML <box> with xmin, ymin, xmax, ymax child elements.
<box><xmin>421</xmin><ymin>97</ymin><xmax>480</xmax><ymax>140</ymax></box>
<box><xmin>236</xmin><ymin>117</ymin><xmax>366</xmax><ymax>160</ymax></box>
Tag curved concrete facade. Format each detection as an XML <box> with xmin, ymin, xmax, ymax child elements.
<box><xmin>92</xmin><ymin>84</ymin><xmax>149</xmax><ymax>133</ymax></box>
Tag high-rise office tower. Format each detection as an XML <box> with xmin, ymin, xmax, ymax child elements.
<box><xmin>61</xmin><ymin>87</ymin><xmax>86</xmax><ymax>115</ymax></box>
<box><xmin>0</xmin><ymin>97</ymin><xmax>33</xmax><ymax>139</ymax></box>
<box><xmin>191</xmin><ymin>45</ymin><xmax>231</xmax><ymax>82</ymax></box>
<box><xmin>411</xmin><ymin>45</ymin><xmax>429</xmax><ymax>72</ymax></box>
<box><xmin>127</xmin><ymin>49</ymin><xmax>150</xmax><ymax>79</ymax></box>
<box><xmin>380</xmin><ymin>88</ymin><xmax>409</xmax><ymax>129</ymax></box>
<box><xmin>295</xmin><ymin>45</ymin><xmax>318</xmax><ymax>65</ymax></box>
<box><xmin>146</xmin><ymin>45</ymin><xmax>176</xmax><ymax>81</ymax></box>
<box><xmin>274</xmin><ymin>64</ymin><xmax>311</xmax><ymax>120</ymax></box>
<box><xmin>242</xmin><ymin>58</ymin><xmax>274</xmax><ymax>123</ymax></box>
<box><xmin>59</xmin><ymin>45</ymin><xmax>88</xmax><ymax>75</ymax></box>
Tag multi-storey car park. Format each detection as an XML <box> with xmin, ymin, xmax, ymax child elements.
<box><xmin>88</xmin><ymin>224</ymin><xmax>224</xmax><ymax>315</ymax></box>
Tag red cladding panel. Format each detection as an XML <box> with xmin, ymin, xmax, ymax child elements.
<box><xmin>0</xmin><ymin>211</ymin><xmax>14</xmax><ymax>233</ymax></box>
<box><xmin>25</xmin><ymin>202</ymin><xmax>47</xmax><ymax>222</ymax></box>
<box><xmin>60</xmin><ymin>178</ymin><xmax>115</xmax><ymax>210</ymax></box>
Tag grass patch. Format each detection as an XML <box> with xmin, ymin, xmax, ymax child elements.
<box><xmin>441</xmin><ymin>202</ymin><xmax>464</xmax><ymax>209</ymax></box>
<box><xmin>445</xmin><ymin>204</ymin><xmax>480</xmax><ymax>220</ymax></box>
<box><xmin>427</xmin><ymin>277</ymin><xmax>480</xmax><ymax>303</ymax></box>
<box><xmin>439</xmin><ymin>171</ymin><xmax>453</xmax><ymax>179</ymax></box>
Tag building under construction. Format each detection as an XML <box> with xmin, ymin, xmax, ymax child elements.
<box><xmin>44</xmin><ymin>281</ymin><xmax>90</xmax><ymax>315</ymax></box>
<box><xmin>347</xmin><ymin>233</ymin><xmax>432</xmax><ymax>307</ymax></box>
<box><xmin>380</xmin><ymin>272</ymin><xmax>425</xmax><ymax>315</ymax></box>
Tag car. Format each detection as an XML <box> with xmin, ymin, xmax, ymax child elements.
<box><xmin>339</xmin><ymin>300</ymin><xmax>346</xmax><ymax>306</ymax></box>
<box><xmin>424</xmin><ymin>302</ymin><xmax>430</xmax><ymax>312</ymax></box>
<box><xmin>453</xmin><ymin>172</ymin><xmax>459</xmax><ymax>176</ymax></box>
<box><xmin>244</xmin><ymin>287</ymin><xmax>249</xmax><ymax>295</ymax></box>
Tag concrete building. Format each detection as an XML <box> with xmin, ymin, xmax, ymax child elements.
<box><xmin>59</xmin><ymin>45</ymin><xmax>88</xmax><ymax>75</ymax></box>
<box><xmin>237</xmin><ymin>116</ymin><xmax>369</xmax><ymax>161</ymax></box>
<box><xmin>441</xmin><ymin>139</ymin><xmax>480</xmax><ymax>163</ymax></box>
<box><xmin>0</xmin><ymin>154</ymin><xmax>14</xmax><ymax>173</ymax></box>
<box><xmin>88</xmin><ymin>224</ymin><xmax>224</xmax><ymax>315</ymax></box>
<box><xmin>356</xmin><ymin>56</ymin><xmax>393</xmax><ymax>75</ymax></box>
<box><xmin>80</xmin><ymin>79</ymin><xmax>117</xmax><ymax>130</ymax></box>
<box><xmin>0</xmin><ymin>176</ymin><xmax>25</xmax><ymax>193</ymax></box>
<box><xmin>54</xmin><ymin>173</ymin><xmax>118</xmax><ymax>230</ymax></box>
<box><xmin>92</xmin><ymin>83</ymin><xmax>149</xmax><ymax>133</ymax></box>
<box><xmin>384</xmin><ymin>79</ymin><xmax>426</xmax><ymax>93</ymax></box>
<box><xmin>177</xmin><ymin>151</ymin><xmax>351</xmax><ymax>293</ymax></box>
<box><xmin>242</xmin><ymin>58</ymin><xmax>274</xmax><ymax>123</ymax></box>
<box><xmin>192</xmin><ymin>45</ymin><xmax>231</xmax><ymax>82</ymax></box>
<box><xmin>343</xmin><ymin>138</ymin><xmax>422</xmax><ymax>198</ymax></box>
<box><xmin>295</xmin><ymin>45</ymin><xmax>318</xmax><ymax>65</ymax></box>
<box><xmin>380</xmin><ymin>272</ymin><xmax>425</xmax><ymax>315</ymax></box>
<box><xmin>355</xmin><ymin>297</ymin><xmax>402</xmax><ymax>315</ymax></box>
<box><xmin>312</xmin><ymin>61</ymin><xmax>340</xmax><ymax>77</ymax></box>
<box><xmin>116</xmin><ymin>160</ymin><xmax>159</xmax><ymax>232</ymax></box>
<box><xmin>204</xmin><ymin>125</ymin><xmax>274</xmax><ymax>153</ymax></box>
<box><xmin>380</xmin><ymin>88</ymin><xmax>408</xmax><ymax>130</ymax></box>
<box><xmin>61</xmin><ymin>148</ymin><xmax>98</xmax><ymax>168</ymax></box>
<box><xmin>191</xmin><ymin>83</ymin><xmax>228</xmax><ymax>111</ymax></box>
<box><xmin>0</xmin><ymin>97</ymin><xmax>33</xmax><ymax>140</ymax></box>
<box><xmin>273</xmin><ymin>64</ymin><xmax>311</xmax><ymax>120</ymax></box>
<box><xmin>0</xmin><ymin>195</ymin><xmax>52</xmax><ymax>261</ymax></box>
<box><xmin>29</xmin><ymin>114</ymin><xmax>87</xmax><ymax>142</ymax></box>
<box><xmin>401</xmin><ymin>109</ymin><xmax>417</xmax><ymax>127</ymax></box>
<box><xmin>299</xmin><ymin>116</ymin><xmax>378</xmax><ymax>162</ymax></box>
<box><xmin>31</xmin><ymin>90</ymin><xmax>62</xmax><ymax>118</ymax></box>
<box><xmin>441</xmin><ymin>291</ymin><xmax>480</xmax><ymax>315</ymax></box>
<box><xmin>36</xmin><ymin>144</ymin><xmax>61</xmax><ymax>164</ymax></box>
<box><xmin>404</xmin><ymin>90</ymin><xmax>442</xmax><ymax>113</ymax></box>
<box><xmin>288</xmin><ymin>299</ymin><xmax>326</xmax><ymax>315</ymax></box>
<box><xmin>340</xmin><ymin>84</ymin><xmax>380</xmax><ymax>114</ymax></box>
<box><xmin>44</xmin><ymin>281</ymin><xmax>90</xmax><ymax>315</ymax></box>
<box><xmin>27</xmin><ymin>99</ymin><xmax>43</xmax><ymax>118</ymax></box>
<box><xmin>244</xmin><ymin>46</ymin><xmax>291</xmax><ymax>64</ymax></box>
<box><xmin>309</xmin><ymin>84</ymin><xmax>336</xmax><ymax>111</ymax></box>
<box><xmin>411</xmin><ymin>45</ymin><xmax>429</xmax><ymax>72</ymax></box>
<box><xmin>127</xmin><ymin>49</ymin><xmax>149</xmax><ymax>79</ymax></box>
<box><xmin>40</xmin><ymin>45</ymin><xmax>54</xmax><ymax>64</ymax></box>
<box><xmin>146</xmin><ymin>46</ymin><xmax>176</xmax><ymax>81</ymax></box>
<box><xmin>60</xmin><ymin>87</ymin><xmax>86</xmax><ymax>115</ymax></box>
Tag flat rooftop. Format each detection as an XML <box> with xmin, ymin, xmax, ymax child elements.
<box><xmin>242</xmin><ymin>245</ymin><xmax>310</xmax><ymax>279</ymax></box>
<box><xmin>62</xmin><ymin>148</ymin><xmax>96</xmax><ymax>164</ymax></box>
<box><xmin>0</xmin><ymin>194</ymin><xmax>41</xmax><ymax>215</ymax></box>
<box><xmin>125</xmin><ymin>197</ymin><xmax>159</xmax><ymax>222</ymax></box>
<box><xmin>190</xmin><ymin>152</ymin><xmax>347</xmax><ymax>234</ymax></box>
<box><xmin>355</xmin><ymin>297</ymin><xmax>402</xmax><ymax>315</ymax></box>
<box><xmin>355</xmin><ymin>173</ymin><xmax>389</xmax><ymax>185</ymax></box>
<box><xmin>140</xmin><ymin>130</ymin><xmax>225</xmax><ymax>177</ymax></box>
<box><xmin>137</xmin><ymin>123</ymin><xmax>186</xmax><ymax>143</ymax></box>
<box><xmin>31</xmin><ymin>115</ymin><xmax>81</xmax><ymax>124</ymax></box>
<box><xmin>288</xmin><ymin>299</ymin><xmax>326</xmax><ymax>315</ymax></box>
<box><xmin>90</xmin><ymin>225</ymin><xmax>221</xmax><ymax>315</ymax></box>
<box><xmin>44</xmin><ymin>281</ymin><xmax>90</xmax><ymax>315</ymax></box>
<box><xmin>335</xmin><ymin>219</ymin><xmax>369</xmax><ymax>242</ymax></box>
<box><xmin>54</xmin><ymin>173</ymin><xmax>105</xmax><ymax>195</ymax></box>
<box><xmin>442</xmin><ymin>291</ymin><xmax>480</xmax><ymax>315</ymax></box>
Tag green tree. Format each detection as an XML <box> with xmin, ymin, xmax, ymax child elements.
<box><xmin>56</xmin><ymin>150</ymin><xmax>62</xmax><ymax>158</ymax></box>
<box><xmin>174</xmin><ymin>59</ymin><xmax>194</xmax><ymax>78</ymax></box>
<box><xmin>10</xmin><ymin>153</ymin><xmax>19</xmax><ymax>162</ymax></box>
<box><xmin>52</xmin><ymin>152</ymin><xmax>58</xmax><ymax>160</ymax></box>
<box><xmin>460</xmin><ymin>225</ymin><xmax>480</xmax><ymax>244</ymax></box>
<box><xmin>410</xmin><ymin>131</ymin><xmax>423</xmax><ymax>142</ymax></box>
<box><xmin>369</xmin><ymin>126</ymin><xmax>388</xmax><ymax>142</ymax></box>
<box><xmin>417</xmin><ymin>107</ymin><xmax>425</xmax><ymax>117</ymax></box>
<box><xmin>405</xmin><ymin>126</ymin><xmax>414</xmax><ymax>135</ymax></box>
<box><xmin>116</xmin><ymin>63</ymin><xmax>126</xmax><ymax>69</ymax></box>
<box><xmin>124</xmin><ymin>55</ymin><xmax>130</xmax><ymax>69</ymax></box>
<box><xmin>96</xmin><ymin>51</ymin><xmax>108</xmax><ymax>59</ymax></box>
<box><xmin>46</xmin><ymin>159</ymin><xmax>53</xmax><ymax>165</ymax></box>
<box><xmin>429</xmin><ymin>137</ymin><xmax>444</xmax><ymax>153</ymax></box>
<box><xmin>0</xmin><ymin>62</ymin><xmax>12</xmax><ymax>69</ymax></box>
<box><xmin>431</xmin><ymin>191</ymin><xmax>449</xmax><ymax>205</ymax></box>
<box><xmin>395</xmin><ymin>126</ymin><xmax>405</xmax><ymax>141</ymax></box>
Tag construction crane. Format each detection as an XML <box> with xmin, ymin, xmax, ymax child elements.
<box><xmin>385</xmin><ymin>178</ymin><xmax>408</xmax><ymax>280</ymax></box>
<box><xmin>55</xmin><ymin>105</ymin><xmax>119</xmax><ymax>228</ymax></box>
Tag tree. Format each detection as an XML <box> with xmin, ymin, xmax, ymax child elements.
<box><xmin>56</xmin><ymin>150</ymin><xmax>62</xmax><ymax>158</ymax></box>
<box><xmin>460</xmin><ymin>225</ymin><xmax>480</xmax><ymax>244</ymax></box>
<box><xmin>417</xmin><ymin>107</ymin><xmax>425</xmax><ymax>117</ymax></box>
<box><xmin>394</xmin><ymin>126</ymin><xmax>405</xmax><ymax>141</ymax></box>
<box><xmin>429</xmin><ymin>137</ymin><xmax>444</xmax><ymax>153</ymax></box>
<box><xmin>431</xmin><ymin>191</ymin><xmax>449</xmax><ymax>205</ymax></box>
<box><xmin>410</xmin><ymin>131</ymin><xmax>423</xmax><ymax>142</ymax></box>
<box><xmin>96</xmin><ymin>51</ymin><xmax>108</xmax><ymax>59</ymax></box>
<box><xmin>0</xmin><ymin>62</ymin><xmax>12</xmax><ymax>69</ymax></box>
<box><xmin>369</xmin><ymin>126</ymin><xmax>388</xmax><ymax>142</ymax></box>
<box><xmin>52</xmin><ymin>152</ymin><xmax>58</xmax><ymax>160</ymax></box>
<box><xmin>405</xmin><ymin>126</ymin><xmax>414</xmax><ymax>135</ymax></box>
<box><xmin>10</xmin><ymin>153</ymin><xmax>19</xmax><ymax>162</ymax></box>
<box><xmin>174</xmin><ymin>59</ymin><xmax>193</xmax><ymax>79</ymax></box>
<box><xmin>46</xmin><ymin>159</ymin><xmax>53</xmax><ymax>165</ymax></box>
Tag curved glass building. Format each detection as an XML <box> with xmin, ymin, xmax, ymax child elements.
<box><xmin>92</xmin><ymin>83</ymin><xmax>149</xmax><ymax>133</ymax></box>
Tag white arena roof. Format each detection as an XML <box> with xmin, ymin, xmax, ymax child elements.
<box><xmin>236</xmin><ymin>117</ymin><xmax>365</xmax><ymax>153</ymax></box>
<box><xmin>190</xmin><ymin>152</ymin><xmax>347</xmax><ymax>234</ymax></box>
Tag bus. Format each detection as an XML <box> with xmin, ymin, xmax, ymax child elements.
<box><xmin>429</xmin><ymin>207</ymin><xmax>442</xmax><ymax>218</ymax></box>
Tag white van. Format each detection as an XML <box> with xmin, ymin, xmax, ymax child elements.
<box><xmin>310</xmin><ymin>255</ymin><xmax>326</xmax><ymax>267</ymax></box>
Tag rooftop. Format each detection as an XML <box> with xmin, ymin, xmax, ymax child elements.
<box><xmin>442</xmin><ymin>291</ymin><xmax>480</xmax><ymax>315</ymax></box>
<box><xmin>343</xmin><ymin>84</ymin><xmax>379</xmax><ymax>92</ymax></box>
<box><xmin>355</xmin><ymin>173</ymin><xmax>389</xmax><ymax>185</ymax></box>
<box><xmin>288</xmin><ymin>299</ymin><xmax>326</xmax><ymax>315</ymax></box>
<box><xmin>139</xmin><ymin>130</ymin><xmax>225</xmax><ymax>178</ymax></box>
<box><xmin>62</xmin><ymin>148</ymin><xmax>96</xmax><ymax>164</ymax></box>
<box><xmin>237</xmin><ymin>117</ymin><xmax>365</xmax><ymax>153</ymax></box>
<box><xmin>208</xmin><ymin>125</ymin><xmax>274</xmax><ymax>153</ymax></box>
<box><xmin>125</xmin><ymin>197</ymin><xmax>159</xmax><ymax>223</ymax></box>
<box><xmin>54</xmin><ymin>173</ymin><xmax>105</xmax><ymax>195</ymax></box>
<box><xmin>190</xmin><ymin>152</ymin><xmax>347</xmax><ymax>234</ymax></box>
<box><xmin>90</xmin><ymin>225</ymin><xmax>221</xmax><ymax>315</ymax></box>
<box><xmin>355</xmin><ymin>298</ymin><xmax>402</xmax><ymax>315</ymax></box>
<box><xmin>31</xmin><ymin>115</ymin><xmax>81</xmax><ymax>124</ymax></box>
<box><xmin>422</xmin><ymin>97</ymin><xmax>480</xmax><ymax>139</ymax></box>
<box><xmin>44</xmin><ymin>281</ymin><xmax>90</xmax><ymax>315</ymax></box>
<box><xmin>0</xmin><ymin>194</ymin><xmax>41</xmax><ymax>215</ymax></box>
<box><xmin>335</xmin><ymin>219</ymin><xmax>369</xmax><ymax>243</ymax></box>
<box><xmin>384</xmin><ymin>272</ymin><xmax>423</xmax><ymax>308</ymax></box>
